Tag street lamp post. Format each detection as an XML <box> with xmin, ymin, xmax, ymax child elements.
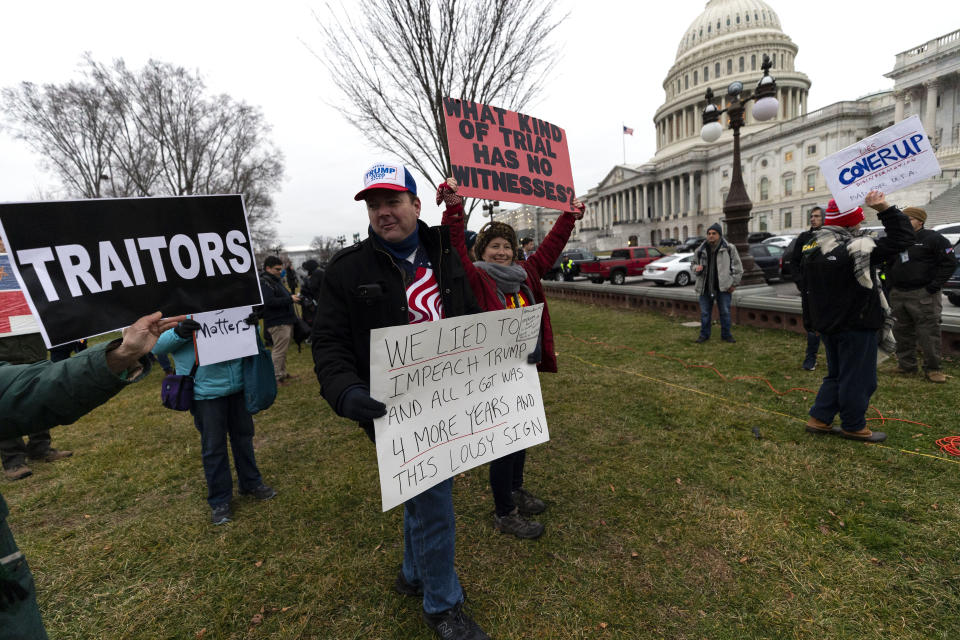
<box><xmin>481</xmin><ymin>200</ymin><xmax>499</xmax><ymax>221</ymax></box>
<box><xmin>700</xmin><ymin>53</ymin><xmax>780</xmax><ymax>286</ymax></box>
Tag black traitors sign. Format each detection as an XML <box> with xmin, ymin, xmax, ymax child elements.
<box><xmin>0</xmin><ymin>195</ymin><xmax>263</xmax><ymax>347</ymax></box>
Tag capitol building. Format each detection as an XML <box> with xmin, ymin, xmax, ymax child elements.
<box><xmin>570</xmin><ymin>0</ymin><xmax>960</xmax><ymax>250</ymax></box>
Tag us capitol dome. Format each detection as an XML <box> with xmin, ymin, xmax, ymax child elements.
<box><xmin>569</xmin><ymin>0</ymin><xmax>960</xmax><ymax>251</ymax></box>
<box><xmin>655</xmin><ymin>0</ymin><xmax>809</xmax><ymax>157</ymax></box>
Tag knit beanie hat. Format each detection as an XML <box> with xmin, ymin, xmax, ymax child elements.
<box><xmin>474</xmin><ymin>221</ymin><xmax>519</xmax><ymax>260</ymax></box>
<box><xmin>902</xmin><ymin>206</ymin><xmax>927</xmax><ymax>224</ymax></box>
<box><xmin>707</xmin><ymin>222</ymin><xmax>723</xmax><ymax>236</ymax></box>
<box><xmin>824</xmin><ymin>199</ymin><xmax>865</xmax><ymax>227</ymax></box>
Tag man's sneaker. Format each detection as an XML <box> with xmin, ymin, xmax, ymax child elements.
<box><xmin>695</xmin><ymin>336</ymin><xmax>708</xmax><ymax>343</ymax></box>
<box><xmin>423</xmin><ymin>600</ymin><xmax>490</xmax><ymax>640</ymax></box>
<box><xmin>3</xmin><ymin>464</ymin><xmax>32</xmax><ymax>481</ymax></box>
<box><xmin>239</xmin><ymin>484</ymin><xmax>277</xmax><ymax>500</ymax></box>
<box><xmin>802</xmin><ymin>357</ymin><xmax>816</xmax><ymax>371</ymax></box>
<box><xmin>927</xmin><ymin>370</ymin><xmax>947</xmax><ymax>383</ymax></box>
<box><xmin>211</xmin><ymin>503</ymin><xmax>232</xmax><ymax>525</ymax></box>
<box><xmin>511</xmin><ymin>487</ymin><xmax>545</xmax><ymax>515</ymax></box>
<box><xmin>37</xmin><ymin>449</ymin><xmax>73</xmax><ymax>463</ymax></box>
<box><xmin>895</xmin><ymin>366</ymin><xmax>918</xmax><ymax>375</ymax></box>
<box><xmin>394</xmin><ymin>570</ymin><xmax>422</xmax><ymax>597</ymax></box>
<box><xmin>722</xmin><ymin>336</ymin><xmax>736</xmax><ymax>343</ymax></box>
<box><xmin>494</xmin><ymin>508</ymin><xmax>544</xmax><ymax>539</ymax></box>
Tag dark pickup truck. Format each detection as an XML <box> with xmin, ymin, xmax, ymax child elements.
<box><xmin>579</xmin><ymin>246</ymin><xmax>665</xmax><ymax>285</ymax></box>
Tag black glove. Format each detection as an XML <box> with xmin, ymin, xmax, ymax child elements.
<box><xmin>244</xmin><ymin>310</ymin><xmax>263</xmax><ymax>326</ymax></box>
<box><xmin>174</xmin><ymin>319</ymin><xmax>202</xmax><ymax>339</ymax></box>
<box><xmin>0</xmin><ymin>577</ymin><xmax>29</xmax><ymax>611</ymax></box>
<box><xmin>339</xmin><ymin>387</ymin><xmax>387</xmax><ymax>422</ymax></box>
<box><xmin>527</xmin><ymin>339</ymin><xmax>542</xmax><ymax>365</ymax></box>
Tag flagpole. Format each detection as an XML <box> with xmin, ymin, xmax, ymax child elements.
<box><xmin>621</xmin><ymin>123</ymin><xmax>626</xmax><ymax>164</ymax></box>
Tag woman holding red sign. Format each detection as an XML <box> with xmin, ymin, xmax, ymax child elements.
<box><xmin>438</xmin><ymin>178</ymin><xmax>584</xmax><ymax>539</ymax></box>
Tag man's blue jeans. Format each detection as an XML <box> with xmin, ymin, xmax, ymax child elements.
<box><xmin>401</xmin><ymin>478</ymin><xmax>463</xmax><ymax>614</ymax></box>
<box><xmin>698</xmin><ymin>291</ymin><xmax>733</xmax><ymax>339</ymax></box>
<box><xmin>190</xmin><ymin>392</ymin><xmax>264</xmax><ymax>507</ymax></box>
<box><xmin>810</xmin><ymin>330</ymin><xmax>878</xmax><ymax>432</ymax></box>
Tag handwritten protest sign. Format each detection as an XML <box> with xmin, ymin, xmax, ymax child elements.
<box><xmin>193</xmin><ymin>306</ymin><xmax>257</xmax><ymax>366</ymax></box>
<box><xmin>370</xmin><ymin>305</ymin><xmax>548</xmax><ymax>511</ymax></box>
<box><xmin>819</xmin><ymin>115</ymin><xmax>941</xmax><ymax>211</ymax></box>
<box><xmin>443</xmin><ymin>97</ymin><xmax>576</xmax><ymax>211</ymax></box>
<box><xmin>0</xmin><ymin>195</ymin><xmax>262</xmax><ymax>347</ymax></box>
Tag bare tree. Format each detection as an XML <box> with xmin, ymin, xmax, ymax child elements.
<box><xmin>2</xmin><ymin>56</ymin><xmax>284</xmax><ymax>249</ymax></box>
<box><xmin>309</xmin><ymin>235</ymin><xmax>343</xmax><ymax>263</ymax></box>
<box><xmin>2</xmin><ymin>80</ymin><xmax>117</xmax><ymax>198</ymax></box>
<box><xmin>314</xmin><ymin>0</ymin><xmax>564</xmax><ymax>223</ymax></box>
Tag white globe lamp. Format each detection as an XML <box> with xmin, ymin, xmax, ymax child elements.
<box><xmin>701</xmin><ymin>121</ymin><xmax>723</xmax><ymax>143</ymax></box>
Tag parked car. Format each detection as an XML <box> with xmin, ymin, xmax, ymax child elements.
<box><xmin>642</xmin><ymin>254</ymin><xmax>696</xmax><ymax>286</ymax></box>
<box><xmin>580</xmin><ymin>246</ymin><xmax>665</xmax><ymax>285</ymax></box>
<box><xmin>676</xmin><ymin>236</ymin><xmax>706</xmax><ymax>253</ymax></box>
<box><xmin>944</xmin><ymin>262</ymin><xmax>960</xmax><ymax>307</ymax></box>
<box><xmin>748</xmin><ymin>243</ymin><xmax>784</xmax><ymax>283</ymax></box>
<box><xmin>747</xmin><ymin>231</ymin><xmax>774</xmax><ymax>243</ymax></box>
<box><xmin>543</xmin><ymin>248</ymin><xmax>597</xmax><ymax>281</ymax></box>
<box><xmin>762</xmin><ymin>234</ymin><xmax>796</xmax><ymax>248</ymax></box>
<box><xmin>659</xmin><ymin>238</ymin><xmax>681</xmax><ymax>247</ymax></box>
<box><xmin>932</xmin><ymin>223</ymin><xmax>960</xmax><ymax>246</ymax></box>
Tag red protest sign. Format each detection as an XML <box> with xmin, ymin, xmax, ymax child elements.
<box><xmin>442</xmin><ymin>97</ymin><xmax>576</xmax><ymax>211</ymax></box>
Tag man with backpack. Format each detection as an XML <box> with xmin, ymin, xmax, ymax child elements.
<box><xmin>798</xmin><ymin>191</ymin><xmax>914</xmax><ymax>442</ymax></box>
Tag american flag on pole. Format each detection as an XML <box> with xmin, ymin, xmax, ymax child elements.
<box><xmin>0</xmin><ymin>253</ymin><xmax>40</xmax><ymax>336</ymax></box>
<box><xmin>623</xmin><ymin>125</ymin><xmax>634</xmax><ymax>135</ymax></box>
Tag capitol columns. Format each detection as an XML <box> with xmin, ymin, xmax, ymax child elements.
<box><xmin>893</xmin><ymin>90</ymin><xmax>905</xmax><ymax>123</ymax></box>
<box><xmin>924</xmin><ymin>79</ymin><xmax>939</xmax><ymax>143</ymax></box>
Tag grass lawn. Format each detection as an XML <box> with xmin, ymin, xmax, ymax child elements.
<box><xmin>6</xmin><ymin>299</ymin><xmax>960</xmax><ymax>639</ymax></box>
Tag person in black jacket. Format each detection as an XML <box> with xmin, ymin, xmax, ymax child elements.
<box><xmin>885</xmin><ymin>206</ymin><xmax>957</xmax><ymax>382</ymax></box>
<box><xmin>259</xmin><ymin>256</ymin><xmax>301</xmax><ymax>385</ymax></box>
<box><xmin>799</xmin><ymin>191</ymin><xmax>914</xmax><ymax>442</ymax></box>
<box><xmin>787</xmin><ymin>206</ymin><xmax>823</xmax><ymax>370</ymax></box>
<box><xmin>311</xmin><ymin>162</ymin><xmax>489</xmax><ymax>640</ymax></box>
<box><xmin>298</xmin><ymin>259</ymin><xmax>324</xmax><ymax>327</ymax></box>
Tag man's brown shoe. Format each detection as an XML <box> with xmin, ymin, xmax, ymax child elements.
<box><xmin>38</xmin><ymin>449</ymin><xmax>73</xmax><ymax>463</ymax></box>
<box><xmin>926</xmin><ymin>371</ymin><xmax>947</xmax><ymax>383</ymax></box>
<box><xmin>805</xmin><ymin>417</ymin><xmax>834</xmax><ymax>434</ymax></box>
<box><xmin>895</xmin><ymin>366</ymin><xmax>918</xmax><ymax>375</ymax></box>
<box><xmin>837</xmin><ymin>427</ymin><xmax>886</xmax><ymax>442</ymax></box>
<box><xmin>4</xmin><ymin>464</ymin><xmax>33</xmax><ymax>481</ymax></box>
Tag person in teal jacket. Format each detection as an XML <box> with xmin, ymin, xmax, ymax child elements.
<box><xmin>0</xmin><ymin>311</ymin><xmax>182</xmax><ymax>640</ymax></box>
<box><xmin>152</xmin><ymin>319</ymin><xmax>276</xmax><ymax>525</ymax></box>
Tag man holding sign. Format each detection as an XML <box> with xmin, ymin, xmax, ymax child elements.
<box><xmin>796</xmin><ymin>191</ymin><xmax>913</xmax><ymax>442</ymax></box>
<box><xmin>312</xmin><ymin>162</ymin><xmax>490</xmax><ymax>639</ymax></box>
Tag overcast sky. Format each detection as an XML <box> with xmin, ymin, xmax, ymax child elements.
<box><xmin>0</xmin><ymin>0</ymin><xmax>948</xmax><ymax>247</ymax></box>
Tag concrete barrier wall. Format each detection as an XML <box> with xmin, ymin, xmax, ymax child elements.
<box><xmin>542</xmin><ymin>281</ymin><xmax>960</xmax><ymax>356</ymax></box>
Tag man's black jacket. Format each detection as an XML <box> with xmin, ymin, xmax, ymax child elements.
<box><xmin>311</xmin><ymin>220</ymin><xmax>482</xmax><ymax>416</ymax></box>
<box><xmin>886</xmin><ymin>227</ymin><xmax>957</xmax><ymax>292</ymax></box>
<box><xmin>259</xmin><ymin>271</ymin><xmax>297</xmax><ymax>328</ymax></box>
<box><xmin>797</xmin><ymin>206</ymin><xmax>914</xmax><ymax>334</ymax></box>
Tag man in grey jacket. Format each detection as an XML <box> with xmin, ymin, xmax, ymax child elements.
<box><xmin>694</xmin><ymin>222</ymin><xmax>744</xmax><ymax>343</ymax></box>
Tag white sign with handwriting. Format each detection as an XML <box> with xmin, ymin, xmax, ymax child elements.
<box><xmin>370</xmin><ymin>305</ymin><xmax>548</xmax><ymax>511</ymax></box>
<box><xmin>193</xmin><ymin>305</ymin><xmax>257</xmax><ymax>366</ymax></box>
<box><xmin>819</xmin><ymin>115</ymin><xmax>940</xmax><ymax>211</ymax></box>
